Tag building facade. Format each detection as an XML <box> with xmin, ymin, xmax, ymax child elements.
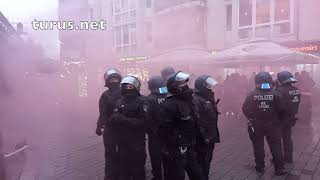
<box><xmin>207</xmin><ymin>0</ymin><xmax>320</xmax><ymax>82</ymax></box>
<box><xmin>59</xmin><ymin>0</ymin><xmax>320</xmax><ymax>85</ymax></box>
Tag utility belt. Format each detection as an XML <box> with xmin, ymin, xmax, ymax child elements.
<box><xmin>167</xmin><ymin>144</ymin><xmax>194</xmax><ymax>155</ymax></box>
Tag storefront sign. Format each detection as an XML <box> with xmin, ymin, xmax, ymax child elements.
<box><xmin>283</xmin><ymin>42</ymin><xmax>320</xmax><ymax>54</ymax></box>
<box><xmin>119</xmin><ymin>56</ymin><xmax>148</xmax><ymax>62</ymax></box>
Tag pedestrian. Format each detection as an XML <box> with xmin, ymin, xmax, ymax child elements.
<box><xmin>108</xmin><ymin>75</ymin><xmax>149</xmax><ymax>180</ymax></box>
<box><xmin>95</xmin><ymin>69</ymin><xmax>122</xmax><ymax>180</ymax></box>
<box><xmin>158</xmin><ymin>71</ymin><xmax>206</xmax><ymax>180</ymax></box>
<box><xmin>242</xmin><ymin>72</ymin><xmax>287</xmax><ymax>176</ymax></box>
<box><xmin>193</xmin><ymin>75</ymin><xmax>220</xmax><ymax>180</ymax></box>
<box><xmin>276</xmin><ymin>71</ymin><xmax>301</xmax><ymax>164</ymax></box>
<box><xmin>146</xmin><ymin>76</ymin><xmax>168</xmax><ymax>180</ymax></box>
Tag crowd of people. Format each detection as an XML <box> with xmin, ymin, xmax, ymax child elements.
<box><xmin>95</xmin><ymin>66</ymin><xmax>317</xmax><ymax>180</ymax></box>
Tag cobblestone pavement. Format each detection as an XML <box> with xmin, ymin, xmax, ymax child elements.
<box><xmin>2</xmin><ymin>96</ymin><xmax>320</xmax><ymax>180</ymax></box>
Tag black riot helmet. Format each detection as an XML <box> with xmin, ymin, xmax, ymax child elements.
<box><xmin>148</xmin><ymin>75</ymin><xmax>168</xmax><ymax>94</ymax></box>
<box><xmin>104</xmin><ymin>69</ymin><xmax>122</xmax><ymax>88</ymax></box>
<box><xmin>195</xmin><ymin>75</ymin><xmax>219</xmax><ymax>91</ymax></box>
<box><xmin>277</xmin><ymin>71</ymin><xmax>298</xmax><ymax>85</ymax></box>
<box><xmin>255</xmin><ymin>71</ymin><xmax>273</xmax><ymax>90</ymax></box>
<box><xmin>161</xmin><ymin>66</ymin><xmax>175</xmax><ymax>81</ymax></box>
<box><xmin>167</xmin><ymin>71</ymin><xmax>192</xmax><ymax>94</ymax></box>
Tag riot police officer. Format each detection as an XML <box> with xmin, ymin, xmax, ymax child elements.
<box><xmin>193</xmin><ymin>75</ymin><xmax>220</xmax><ymax>180</ymax></box>
<box><xmin>108</xmin><ymin>75</ymin><xmax>149</xmax><ymax>180</ymax></box>
<box><xmin>160</xmin><ymin>66</ymin><xmax>175</xmax><ymax>82</ymax></box>
<box><xmin>95</xmin><ymin>69</ymin><xmax>122</xmax><ymax>180</ymax></box>
<box><xmin>146</xmin><ymin>76</ymin><xmax>168</xmax><ymax>180</ymax></box>
<box><xmin>158</xmin><ymin>71</ymin><xmax>206</xmax><ymax>180</ymax></box>
<box><xmin>276</xmin><ymin>71</ymin><xmax>301</xmax><ymax>164</ymax></box>
<box><xmin>242</xmin><ymin>72</ymin><xmax>287</xmax><ymax>176</ymax></box>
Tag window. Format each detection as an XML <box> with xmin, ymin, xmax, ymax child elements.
<box><xmin>145</xmin><ymin>22</ymin><xmax>152</xmax><ymax>43</ymax></box>
<box><xmin>255</xmin><ymin>25</ymin><xmax>270</xmax><ymax>37</ymax></box>
<box><xmin>146</xmin><ymin>0</ymin><xmax>152</xmax><ymax>8</ymax></box>
<box><xmin>129</xmin><ymin>0</ymin><xmax>136</xmax><ymax>9</ymax></box>
<box><xmin>239</xmin><ymin>0</ymin><xmax>252</xmax><ymax>27</ymax></box>
<box><xmin>123</xmin><ymin>25</ymin><xmax>129</xmax><ymax>44</ymax></box>
<box><xmin>238</xmin><ymin>0</ymin><xmax>293</xmax><ymax>40</ymax></box>
<box><xmin>130</xmin><ymin>24</ymin><xmax>136</xmax><ymax>44</ymax></box>
<box><xmin>226</xmin><ymin>4</ymin><xmax>232</xmax><ymax>31</ymax></box>
<box><xmin>239</xmin><ymin>28</ymin><xmax>253</xmax><ymax>39</ymax></box>
<box><xmin>115</xmin><ymin>27</ymin><xmax>122</xmax><ymax>46</ymax></box>
<box><xmin>130</xmin><ymin>10</ymin><xmax>136</xmax><ymax>18</ymax></box>
<box><xmin>121</xmin><ymin>0</ymin><xmax>129</xmax><ymax>11</ymax></box>
<box><xmin>89</xmin><ymin>8</ymin><xmax>94</xmax><ymax>20</ymax></box>
<box><xmin>273</xmin><ymin>23</ymin><xmax>290</xmax><ymax>35</ymax></box>
<box><xmin>114</xmin><ymin>23</ymin><xmax>137</xmax><ymax>55</ymax></box>
<box><xmin>114</xmin><ymin>0</ymin><xmax>121</xmax><ymax>14</ymax></box>
<box><xmin>113</xmin><ymin>0</ymin><xmax>137</xmax><ymax>23</ymax></box>
<box><xmin>275</xmin><ymin>0</ymin><xmax>290</xmax><ymax>21</ymax></box>
<box><xmin>256</xmin><ymin>0</ymin><xmax>270</xmax><ymax>24</ymax></box>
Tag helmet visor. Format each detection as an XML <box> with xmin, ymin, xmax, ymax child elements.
<box><xmin>121</xmin><ymin>76</ymin><xmax>141</xmax><ymax>90</ymax></box>
<box><xmin>282</xmin><ymin>77</ymin><xmax>298</xmax><ymax>84</ymax></box>
<box><xmin>104</xmin><ymin>69</ymin><xmax>121</xmax><ymax>79</ymax></box>
<box><xmin>175</xmin><ymin>72</ymin><xmax>192</xmax><ymax>82</ymax></box>
<box><xmin>204</xmin><ymin>77</ymin><xmax>219</xmax><ymax>89</ymax></box>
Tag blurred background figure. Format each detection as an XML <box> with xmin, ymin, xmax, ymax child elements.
<box><xmin>0</xmin><ymin>132</ymin><xmax>6</xmax><ymax>180</ymax></box>
<box><xmin>295</xmin><ymin>71</ymin><xmax>316</xmax><ymax>125</ymax></box>
<box><xmin>160</xmin><ymin>66</ymin><xmax>176</xmax><ymax>83</ymax></box>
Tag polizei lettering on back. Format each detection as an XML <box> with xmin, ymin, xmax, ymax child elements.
<box><xmin>289</xmin><ymin>90</ymin><xmax>300</xmax><ymax>96</ymax></box>
<box><xmin>253</xmin><ymin>95</ymin><xmax>274</xmax><ymax>101</ymax></box>
<box><xmin>158</xmin><ymin>98</ymin><xmax>166</xmax><ymax>104</ymax></box>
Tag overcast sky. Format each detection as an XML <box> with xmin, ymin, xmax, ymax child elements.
<box><xmin>0</xmin><ymin>0</ymin><xmax>58</xmax><ymax>22</ymax></box>
<box><xmin>0</xmin><ymin>0</ymin><xmax>60</xmax><ymax>59</ymax></box>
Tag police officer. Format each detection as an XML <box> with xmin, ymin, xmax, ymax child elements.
<box><xmin>158</xmin><ymin>71</ymin><xmax>206</xmax><ymax>180</ymax></box>
<box><xmin>276</xmin><ymin>71</ymin><xmax>301</xmax><ymax>164</ymax></box>
<box><xmin>95</xmin><ymin>69</ymin><xmax>122</xmax><ymax>180</ymax></box>
<box><xmin>193</xmin><ymin>75</ymin><xmax>220</xmax><ymax>180</ymax></box>
<box><xmin>242</xmin><ymin>72</ymin><xmax>287</xmax><ymax>176</ymax></box>
<box><xmin>161</xmin><ymin>66</ymin><xmax>175</xmax><ymax>82</ymax></box>
<box><xmin>146</xmin><ymin>76</ymin><xmax>168</xmax><ymax>180</ymax></box>
<box><xmin>108</xmin><ymin>75</ymin><xmax>149</xmax><ymax>180</ymax></box>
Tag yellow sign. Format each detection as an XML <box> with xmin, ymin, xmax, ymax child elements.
<box><xmin>120</xmin><ymin>56</ymin><xmax>148</xmax><ymax>62</ymax></box>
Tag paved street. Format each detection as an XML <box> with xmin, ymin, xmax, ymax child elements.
<box><xmin>1</xmin><ymin>93</ymin><xmax>320</xmax><ymax>180</ymax></box>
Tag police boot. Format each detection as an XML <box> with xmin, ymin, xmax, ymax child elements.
<box><xmin>275</xmin><ymin>168</ymin><xmax>288</xmax><ymax>176</ymax></box>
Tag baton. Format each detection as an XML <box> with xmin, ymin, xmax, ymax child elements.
<box><xmin>4</xmin><ymin>145</ymin><xmax>28</xmax><ymax>158</ymax></box>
